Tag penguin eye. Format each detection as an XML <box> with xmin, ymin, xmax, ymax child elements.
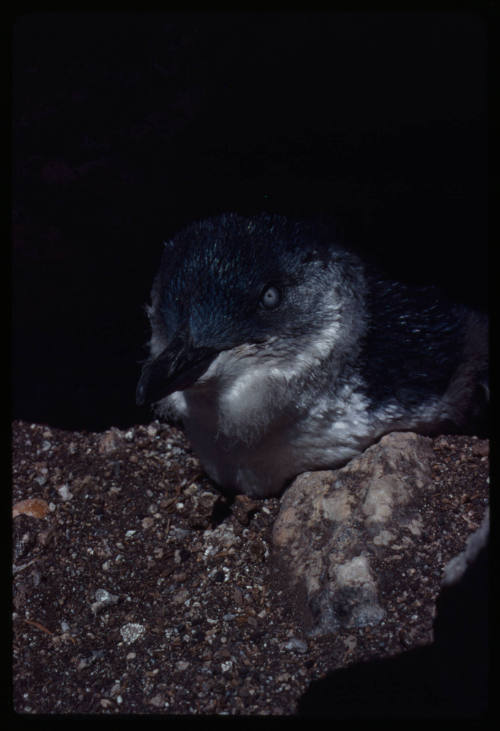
<box><xmin>259</xmin><ymin>285</ymin><xmax>281</xmax><ymax>310</ymax></box>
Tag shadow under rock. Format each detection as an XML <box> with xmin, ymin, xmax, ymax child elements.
<box><xmin>296</xmin><ymin>544</ymin><xmax>488</xmax><ymax>719</ymax></box>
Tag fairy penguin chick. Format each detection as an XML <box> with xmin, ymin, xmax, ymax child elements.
<box><xmin>136</xmin><ymin>213</ymin><xmax>488</xmax><ymax>497</ymax></box>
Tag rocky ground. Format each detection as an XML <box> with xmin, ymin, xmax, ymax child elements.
<box><xmin>12</xmin><ymin>420</ymin><xmax>489</xmax><ymax>717</ymax></box>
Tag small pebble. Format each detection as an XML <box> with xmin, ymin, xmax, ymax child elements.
<box><xmin>120</xmin><ymin>623</ymin><xmax>145</xmax><ymax>645</ymax></box>
<box><xmin>284</xmin><ymin>637</ymin><xmax>308</xmax><ymax>654</ymax></box>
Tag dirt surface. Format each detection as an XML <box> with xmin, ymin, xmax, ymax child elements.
<box><xmin>12</xmin><ymin>420</ymin><xmax>488</xmax><ymax>716</ymax></box>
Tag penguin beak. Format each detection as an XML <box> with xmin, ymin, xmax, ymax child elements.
<box><xmin>136</xmin><ymin>336</ymin><xmax>219</xmax><ymax>406</ymax></box>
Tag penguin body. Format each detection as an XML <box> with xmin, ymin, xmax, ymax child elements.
<box><xmin>137</xmin><ymin>214</ymin><xmax>488</xmax><ymax>497</ymax></box>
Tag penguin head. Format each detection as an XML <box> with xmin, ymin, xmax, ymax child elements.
<box><xmin>136</xmin><ymin>213</ymin><xmax>364</xmax><ymax>406</ymax></box>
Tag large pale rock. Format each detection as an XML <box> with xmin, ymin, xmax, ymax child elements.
<box><xmin>272</xmin><ymin>432</ymin><xmax>486</xmax><ymax>638</ymax></box>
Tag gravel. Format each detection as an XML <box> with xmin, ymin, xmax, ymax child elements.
<box><xmin>12</xmin><ymin>420</ymin><xmax>488</xmax><ymax>715</ymax></box>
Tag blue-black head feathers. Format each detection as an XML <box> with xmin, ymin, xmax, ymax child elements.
<box><xmin>137</xmin><ymin>213</ymin><xmax>361</xmax><ymax>405</ymax></box>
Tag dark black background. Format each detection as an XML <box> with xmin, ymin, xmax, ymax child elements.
<box><xmin>12</xmin><ymin>12</ymin><xmax>490</xmax><ymax>718</ymax></box>
<box><xmin>12</xmin><ymin>11</ymin><xmax>489</xmax><ymax>432</ymax></box>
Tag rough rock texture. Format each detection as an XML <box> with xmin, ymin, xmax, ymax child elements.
<box><xmin>272</xmin><ymin>432</ymin><xmax>488</xmax><ymax>641</ymax></box>
<box><xmin>12</xmin><ymin>421</ymin><xmax>488</xmax><ymax>715</ymax></box>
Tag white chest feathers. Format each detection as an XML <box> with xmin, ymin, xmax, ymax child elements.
<box><xmin>163</xmin><ymin>349</ymin><xmax>378</xmax><ymax>496</ymax></box>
